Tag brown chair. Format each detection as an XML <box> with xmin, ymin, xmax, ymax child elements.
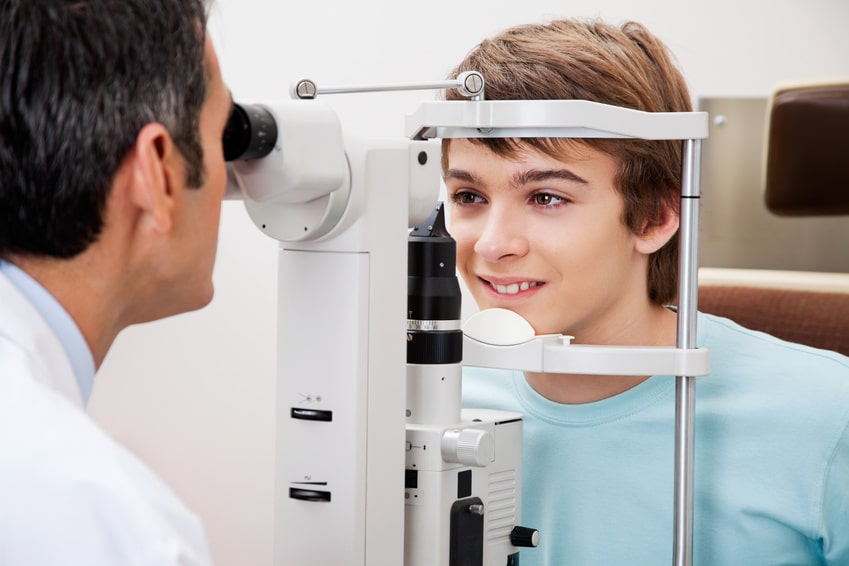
<box><xmin>763</xmin><ymin>81</ymin><xmax>849</xmax><ymax>216</ymax></box>
<box><xmin>698</xmin><ymin>285</ymin><xmax>849</xmax><ymax>356</ymax></box>
<box><xmin>698</xmin><ymin>80</ymin><xmax>849</xmax><ymax>356</ymax></box>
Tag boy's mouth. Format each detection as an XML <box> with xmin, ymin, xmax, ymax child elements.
<box><xmin>482</xmin><ymin>278</ymin><xmax>544</xmax><ymax>296</ymax></box>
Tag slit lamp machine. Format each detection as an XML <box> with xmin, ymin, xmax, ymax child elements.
<box><xmin>222</xmin><ymin>73</ymin><xmax>709</xmax><ymax>566</ymax></box>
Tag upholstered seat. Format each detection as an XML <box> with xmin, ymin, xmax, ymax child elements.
<box><xmin>699</xmin><ymin>284</ymin><xmax>849</xmax><ymax>356</ymax></box>
<box><xmin>697</xmin><ymin>80</ymin><xmax>849</xmax><ymax>356</ymax></box>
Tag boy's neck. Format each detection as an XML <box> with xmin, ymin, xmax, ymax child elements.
<box><xmin>525</xmin><ymin>373</ymin><xmax>653</xmax><ymax>404</ymax></box>
<box><xmin>524</xmin><ymin>305</ymin><xmax>678</xmax><ymax>404</ymax></box>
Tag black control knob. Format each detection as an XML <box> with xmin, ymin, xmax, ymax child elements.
<box><xmin>510</xmin><ymin>525</ymin><xmax>540</xmax><ymax>548</ymax></box>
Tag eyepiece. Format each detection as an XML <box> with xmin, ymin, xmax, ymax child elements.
<box><xmin>223</xmin><ymin>103</ymin><xmax>278</xmax><ymax>161</ymax></box>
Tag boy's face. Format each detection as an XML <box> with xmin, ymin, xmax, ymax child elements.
<box><xmin>445</xmin><ymin>139</ymin><xmax>652</xmax><ymax>342</ymax></box>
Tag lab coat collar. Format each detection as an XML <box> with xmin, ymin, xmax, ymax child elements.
<box><xmin>0</xmin><ymin>267</ymin><xmax>86</xmax><ymax>409</ymax></box>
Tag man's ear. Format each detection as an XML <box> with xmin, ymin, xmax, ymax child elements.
<box><xmin>635</xmin><ymin>200</ymin><xmax>680</xmax><ymax>255</ymax></box>
<box><xmin>129</xmin><ymin>123</ymin><xmax>183</xmax><ymax>233</ymax></box>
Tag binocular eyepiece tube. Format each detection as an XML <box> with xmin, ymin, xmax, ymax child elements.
<box><xmin>223</xmin><ymin>103</ymin><xmax>278</xmax><ymax>162</ymax></box>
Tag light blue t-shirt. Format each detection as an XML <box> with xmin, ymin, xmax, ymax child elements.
<box><xmin>462</xmin><ymin>312</ymin><xmax>849</xmax><ymax>565</ymax></box>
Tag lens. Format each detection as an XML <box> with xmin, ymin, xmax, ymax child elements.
<box><xmin>222</xmin><ymin>103</ymin><xmax>278</xmax><ymax>161</ymax></box>
<box><xmin>407</xmin><ymin>203</ymin><xmax>463</xmax><ymax>365</ymax></box>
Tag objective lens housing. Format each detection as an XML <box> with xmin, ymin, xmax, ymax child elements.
<box><xmin>407</xmin><ymin>204</ymin><xmax>463</xmax><ymax>365</ymax></box>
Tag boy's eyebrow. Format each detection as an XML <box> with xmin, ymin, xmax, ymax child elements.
<box><xmin>513</xmin><ymin>168</ymin><xmax>588</xmax><ymax>187</ymax></box>
<box><xmin>444</xmin><ymin>167</ymin><xmax>590</xmax><ymax>189</ymax></box>
<box><xmin>444</xmin><ymin>169</ymin><xmax>480</xmax><ymax>184</ymax></box>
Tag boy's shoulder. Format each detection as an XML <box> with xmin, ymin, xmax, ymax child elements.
<box><xmin>701</xmin><ymin>311</ymin><xmax>849</xmax><ymax>370</ymax></box>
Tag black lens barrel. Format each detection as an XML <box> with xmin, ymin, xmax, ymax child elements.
<box><xmin>407</xmin><ymin>204</ymin><xmax>462</xmax><ymax>365</ymax></box>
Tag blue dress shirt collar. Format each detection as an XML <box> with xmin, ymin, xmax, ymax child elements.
<box><xmin>0</xmin><ymin>259</ymin><xmax>96</xmax><ymax>404</ymax></box>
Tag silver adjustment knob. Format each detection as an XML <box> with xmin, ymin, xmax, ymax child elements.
<box><xmin>441</xmin><ymin>428</ymin><xmax>494</xmax><ymax>467</ymax></box>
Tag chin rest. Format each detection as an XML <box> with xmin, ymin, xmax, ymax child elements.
<box><xmin>764</xmin><ymin>81</ymin><xmax>849</xmax><ymax>216</ymax></box>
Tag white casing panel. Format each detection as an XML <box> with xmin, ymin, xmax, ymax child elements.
<box><xmin>272</xmin><ymin>136</ymin><xmax>441</xmax><ymax>566</ymax></box>
<box><xmin>405</xmin><ymin>409</ymin><xmax>525</xmax><ymax>566</ymax></box>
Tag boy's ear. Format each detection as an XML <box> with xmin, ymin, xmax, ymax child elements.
<box><xmin>635</xmin><ymin>201</ymin><xmax>680</xmax><ymax>255</ymax></box>
<box><xmin>128</xmin><ymin>123</ymin><xmax>182</xmax><ymax>232</ymax></box>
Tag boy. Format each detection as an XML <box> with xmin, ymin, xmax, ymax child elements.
<box><xmin>446</xmin><ymin>18</ymin><xmax>849</xmax><ymax>565</ymax></box>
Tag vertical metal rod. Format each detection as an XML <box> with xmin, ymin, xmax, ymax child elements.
<box><xmin>673</xmin><ymin>139</ymin><xmax>701</xmax><ymax>566</ymax></box>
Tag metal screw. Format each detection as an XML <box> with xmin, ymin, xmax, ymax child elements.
<box><xmin>295</xmin><ymin>80</ymin><xmax>318</xmax><ymax>100</ymax></box>
<box><xmin>464</xmin><ymin>73</ymin><xmax>484</xmax><ymax>96</ymax></box>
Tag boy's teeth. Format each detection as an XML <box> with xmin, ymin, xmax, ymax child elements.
<box><xmin>492</xmin><ymin>281</ymin><xmax>538</xmax><ymax>295</ymax></box>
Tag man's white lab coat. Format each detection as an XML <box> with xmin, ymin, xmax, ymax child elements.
<box><xmin>0</xmin><ymin>271</ymin><xmax>213</xmax><ymax>565</ymax></box>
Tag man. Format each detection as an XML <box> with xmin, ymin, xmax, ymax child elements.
<box><xmin>447</xmin><ymin>19</ymin><xmax>849</xmax><ymax>565</ymax></box>
<box><xmin>0</xmin><ymin>0</ymin><xmax>233</xmax><ymax>563</ymax></box>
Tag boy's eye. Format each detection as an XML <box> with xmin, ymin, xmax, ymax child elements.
<box><xmin>532</xmin><ymin>193</ymin><xmax>564</xmax><ymax>206</ymax></box>
<box><xmin>451</xmin><ymin>191</ymin><xmax>484</xmax><ymax>205</ymax></box>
